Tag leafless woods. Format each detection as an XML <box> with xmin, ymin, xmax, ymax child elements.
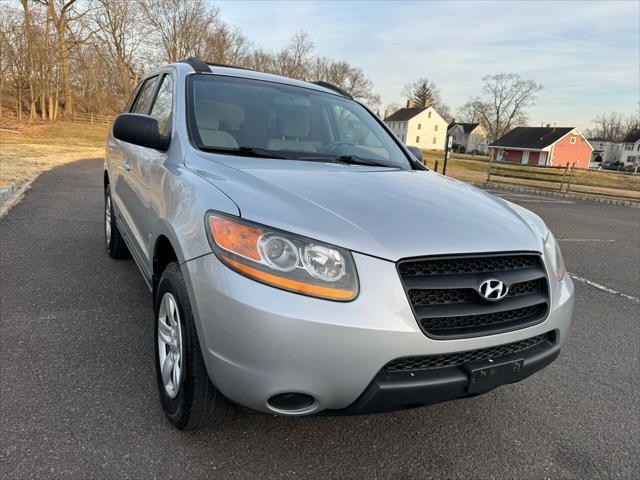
<box><xmin>0</xmin><ymin>0</ymin><xmax>380</xmax><ymax>121</ymax></box>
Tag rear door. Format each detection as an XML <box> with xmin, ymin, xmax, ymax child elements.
<box><xmin>136</xmin><ymin>73</ymin><xmax>174</xmax><ymax>258</ymax></box>
<box><xmin>112</xmin><ymin>75</ymin><xmax>159</xmax><ymax>271</ymax></box>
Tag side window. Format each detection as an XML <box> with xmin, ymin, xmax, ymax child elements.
<box><xmin>124</xmin><ymin>81</ymin><xmax>144</xmax><ymax>112</ymax></box>
<box><xmin>130</xmin><ymin>76</ymin><xmax>159</xmax><ymax>114</ymax></box>
<box><xmin>150</xmin><ymin>74</ymin><xmax>173</xmax><ymax>135</ymax></box>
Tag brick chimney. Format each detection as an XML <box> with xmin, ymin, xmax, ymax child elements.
<box><xmin>423</xmin><ymin>99</ymin><xmax>431</xmax><ymax>108</ymax></box>
<box><xmin>406</xmin><ymin>99</ymin><xmax>415</xmax><ymax>108</ymax></box>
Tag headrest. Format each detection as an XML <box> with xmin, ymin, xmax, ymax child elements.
<box><xmin>282</xmin><ymin>108</ymin><xmax>311</xmax><ymax>138</ymax></box>
<box><xmin>195</xmin><ymin>102</ymin><xmax>220</xmax><ymax>130</ymax></box>
<box><xmin>214</xmin><ymin>102</ymin><xmax>245</xmax><ymax>129</ymax></box>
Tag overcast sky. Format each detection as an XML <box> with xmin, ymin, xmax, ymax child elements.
<box><xmin>217</xmin><ymin>0</ymin><xmax>639</xmax><ymax>131</ymax></box>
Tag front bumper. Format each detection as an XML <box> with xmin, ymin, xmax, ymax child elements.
<box><xmin>327</xmin><ymin>331</ymin><xmax>560</xmax><ymax>415</ymax></box>
<box><xmin>183</xmin><ymin>251</ymin><xmax>574</xmax><ymax>415</ymax></box>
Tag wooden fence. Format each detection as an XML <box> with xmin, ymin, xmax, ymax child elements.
<box><xmin>72</xmin><ymin>112</ymin><xmax>114</xmax><ymax>125</ymax></box>
<box><xmin>486</xmin><ymin>159</ymin><xmax>640</xmax><ymax>200</ymax></box>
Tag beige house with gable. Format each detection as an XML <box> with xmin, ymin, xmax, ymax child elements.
<box><xmin>384</xmin><ymin>102</ymin><xmax>448</xmax><ymax>150</ymax></box>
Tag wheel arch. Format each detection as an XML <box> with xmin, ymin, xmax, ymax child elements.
<box><xmin>153</xmin><ymin>234</ymin><xmax>180</xmax><ymax>295</ymax></box>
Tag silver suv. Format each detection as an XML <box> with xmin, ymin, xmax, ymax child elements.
<box><xmin>104</xmin><ymin>58</ymin><xmax>574</xmax><ymax>430</ymax></box>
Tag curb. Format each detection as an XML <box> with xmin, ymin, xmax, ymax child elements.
<box><xmin>473</xmin><ymin>182</ymin><xmax>640</xmax><ymax>208</ymax></box>
<box><xmin>0</xmin><ymin>177</ymin><xmax>37</xmax><ymax>218</ymax></box>
<box><xmin>0</xmin><ymin>182</ymin><xmax>16</xmax><ymax>206</ymax></box>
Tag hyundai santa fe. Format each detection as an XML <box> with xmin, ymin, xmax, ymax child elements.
<box><xmin>104</xmin><ymin>57</ymin><xmax>574</xmax><ymax>430</ymax></box>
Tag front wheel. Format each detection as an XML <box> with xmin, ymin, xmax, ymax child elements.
<box><xmin>154</xmin><ymin>262</ymin><xmax>233</xmax><ymax>430</ymax></box>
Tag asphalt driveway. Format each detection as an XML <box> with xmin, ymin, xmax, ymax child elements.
<box><xmin>1</xmin><ymin>159</ymin><xmax>638</xmax><ymax>479</ymax></box>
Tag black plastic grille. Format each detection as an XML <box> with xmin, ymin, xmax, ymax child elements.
<box><xmin>408</xmin><ymin>288</ymin><xmax>476</xmax><ymax>306</ymax></box>
<box><xmin>382</xmin><ymin>334</ymin><xmax>549</xmax><ymax>373</ymax></box>
<box><xmin>422</xmin><ymin>305</ymin><xmax>542</xmax><ymax>332</ymax></box>
<box><xmin>399</xmin><ymin>255</ymin><xmax>537</xmax><ymax>276</ymax></box>
<box><xmin>508</xmin><ymin>279</ymin><xmax>541</xmax><ymax>297</ymax></box>
<box><xmin>398</xmin><ymin>254</ymin><xmax>549</xmax><ymax>339</ymax></box>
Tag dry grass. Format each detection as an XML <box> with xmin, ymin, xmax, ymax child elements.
<box><xmin>1</xmin><ymin>125</ymin><xmax>637</xmax><ymax>202</ymax></box>
<box><xmin>0</xmin><ymin>122</ymin><xmax>108</xmax><ymax>188</ymax></box>
<box><xmin>417</xmin><ymin>149</ymin><xmax>639</xmax><ymax>200</ymax></box>
<box><xmin>420</xmin><ymin>150</ymin><xmax>491</xmax><ymax>183</ymax></box>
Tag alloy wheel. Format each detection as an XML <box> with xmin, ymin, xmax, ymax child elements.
<box><xmin>157</xmin><ymin>292</ymin><xmax>184</xmax><ymax>399</ymax></box>
<box><xmin>105</xmin><ymin>194</ymin><xmax>112</xmax><ymax>243</ymax></box>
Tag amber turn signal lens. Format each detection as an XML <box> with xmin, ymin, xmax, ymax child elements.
<box><xmin>209</xmin><ymin>215</ymin><xmax>263</xmax><ymax>261</ymax></box>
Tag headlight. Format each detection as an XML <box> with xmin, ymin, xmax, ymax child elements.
<box><xmin>205</xmin><ymin>212</ymin><xmax>358</xmax><ymax>301</ymax></box>
<box><xmin>544</xmin><ymin>231</ymin><xmax>566</xmax><ymax>280</ymax></box>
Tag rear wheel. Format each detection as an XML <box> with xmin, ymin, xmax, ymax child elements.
<box><xmin>155</xmin><ymin>262</ymin><xmax>233</xmax><ymax>430</ymax></box>
<box><xmin>104</xmin><ymin>185</ymin><xmax>129</xmax><ymax>259</ymax></box>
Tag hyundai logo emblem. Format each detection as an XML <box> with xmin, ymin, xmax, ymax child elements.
<box><xmin>478</xmin><ymin>279</ymin><xmax>509</xmax><ymax>301</ymax></box>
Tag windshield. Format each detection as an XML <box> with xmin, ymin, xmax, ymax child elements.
<box><xmin>187</xmin><ymin>75</ymin><xmax>411</xmax><ymax>168</ymax></box>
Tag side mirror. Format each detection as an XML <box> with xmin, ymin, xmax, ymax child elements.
<box><xmin>406</xmin><ymin>145</ymin><xmax>423</xmax><ymax>162</ymax></box>
<box><xmin>113</xmin><ymin>113</ymin><xmax>170</xmax><ymax>151</ymax></box>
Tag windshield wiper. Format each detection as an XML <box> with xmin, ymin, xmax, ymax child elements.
<box><xmin>335</xmin><ymin>155</ymin><xmax>394</xmax><ymax>167</ymax></box>
<box><xmin>294</xmin><ymin>154</ymin><xmax>395</xmax><ymax>168</ymax></box>
<box><xmin>198</xmin><ymin>145</ymin><xmax>289</xmax><ymax>159</ymax></box>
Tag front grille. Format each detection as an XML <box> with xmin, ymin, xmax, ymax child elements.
<box><xmin>382</xmin><ymin>334</ymin><xmax>550</xmax><ymax>373</ymax></box>
<box><xmin>398</xmin><ymin>253</ymin><xmax>550</xmax><ymax>339</ymax></box>
<box><xmin>408</xmin><ymin>288</ymin><xmax>476</xmax><ymax>306</ymax></box>
<box><xmin>399</xmin><ymin>255</ymin><xmax>537</xmax><ymax>276</ymax></box>
<box><xmin>422</xmin><ymin>304</ymin><xmax>544</xmax><ymax>332</ymax></box>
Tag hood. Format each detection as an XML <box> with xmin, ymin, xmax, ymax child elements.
<box><xmin>186</xmin><ymin>153</ymin><xmax>544</xmax><ymax>261</ymax></box>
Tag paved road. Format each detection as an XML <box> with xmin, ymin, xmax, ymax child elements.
<box><xmin>1</xmin><ymin>159</ymin><xmax>639</xmax><ymax>479</ymax></box>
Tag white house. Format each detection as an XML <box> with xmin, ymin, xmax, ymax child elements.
<box><xmin>384</xmin><ymin>103</ymin><xmax>448</xmax><ymax>150</ymax></box>
<box><xmin>587</xmin><ymin>138</ymin><xmax>621</xmax><ymax>167</ymax></box>
<box><xmin>620</xmin><ymin>127</ymin><xmax>640</xmax><ymax>166</ymax></box>
<box><xmin>447</xmin><ymin>122</ymin><xmax>488</xmax><ymax>154</ymax></box>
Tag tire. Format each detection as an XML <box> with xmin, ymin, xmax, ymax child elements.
<box><xmin>154</xmin><ymin>262</ymin><xmax>233</xmax><ymax>430</ymax></box>
<box><xmin>104</xmin><ymin>185</ymin><xmax>130</xmax><ymax>259</ymax></box>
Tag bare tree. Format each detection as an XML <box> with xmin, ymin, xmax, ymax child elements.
<box><xmin>587</xmin><ymin>112</ymin><xmax>627</xmax><ymax>141</ymax></box>
<box><xmin>138</xmin><ymin>0</ymin><xmax>218</xmax><ymax>63</ymax></box>
<box><xmin>246</xmin><ymin>48</ymin><xmax>275</xmax><ymax>72</ymax></box>
<box><xmin>309</xmin><ymin>56</ymin><xmax>380</xmax><ymax>108</ymax></box>
<box><xmin>271</xmin><ymin>31</ymin><xmax>314</xmax><ymax>78</ymax></box>
<box><xmin>36</xmin><ymin>0</ymin><xmax>88</xmax><ymax>117</ymax></box>
<box><xmin>0</xmin><ymin>4</ymin><xmax>381</xmax><ymax>121</ymax></box>
<box><xmin>457</xmin><ymin>74</ymin><xmax>543</xmax><ymax>142</ymax></box>
<box><xmin>402</xmin><ymin>78</ymin><xmax>448</xmax><ymax>114</ymax></box>
<box><xmin>93</xmin><ymin>0</ymin><xmax>146</xmax><ymax>105</ymax></box>
<box><xmin>383</xmin><ymin>102</ymin><xmax>400</xmax><ymax>119</ymax></box>
<box><xmin>0</xmin><ymin>7</ymin><xmax>29</xmax><ymax>119</ymax></box>
<box><xmin>585</xmin><ymin>111</ymin><xmax>640</xmax><ymax>141</ymax></box>
<box><xmin>204</xmin><ymin>22</ymin><xmax>250</xmax><ymax>65</ymax></box>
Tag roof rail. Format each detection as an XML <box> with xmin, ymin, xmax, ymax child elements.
<box><xmin>312</xmin><ymin>81</ymin><xmax>353</xmax><ymax>99</ymax></box>
<box><xmin>178</xmin><ymin>57</ymin><xmax>211</xmax><ymax>73</ymax></box>
<box><xmin>207</xmin><ymin>62</ymin><xmax>252</xmax><ymax>71</ymax></box>
<box><xmin>177</xmin><ymin>59</ymin><xmax>355</xmax><ymax>100</ymax></box>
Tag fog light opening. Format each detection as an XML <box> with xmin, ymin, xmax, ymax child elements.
<box><xmin>268</xmin><ymin>393</ymin><xmax>316</xmax><ymax>412</ymax></box>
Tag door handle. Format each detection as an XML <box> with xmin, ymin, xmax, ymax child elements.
<box><xmin>123</xmin><ymin>159</ymin><xmax>132</xmax><ymax>171</ymax></box>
